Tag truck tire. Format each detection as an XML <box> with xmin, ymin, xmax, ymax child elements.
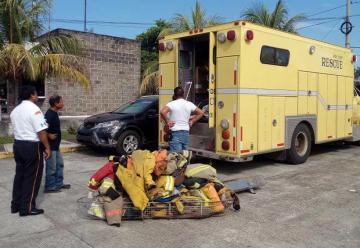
<box><xmin>286</xmin><ymin>123</ymin><xmax>312</xmax><ymax>164</ymax></box>
<box><xmin>116</xmin><ymin>130</ymin><xmax>141</xmax><ymax>155</ymax></box>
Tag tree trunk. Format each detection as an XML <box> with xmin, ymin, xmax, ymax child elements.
<box><xmin>7</xmin><ymin>79</ymin><xmax>19</xmax><ymax>112</ymax></box>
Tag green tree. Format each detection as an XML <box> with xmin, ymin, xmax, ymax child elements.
<box><xmin>0</xmin><ymin>0</ymin><xmax>89</xmax><ymax>106</ymax></box>
<box><xmin>241</xmin><ymin>0</ymin><xmax>306</xmax><ymax>33</ymax></box>
<box><xmin>136</xmin><ymin>19</ymin><xmax>170</xmax><ymax>96</ymax></box>
<box><xmin>136</xmin><ymin>19</ymin><xmax>170</xmax><ymax>75</ymax></box>
<box><xmin>160</xmin><ymin>0</ymin><xmax>223</xmax><ymax>37</ymax></box>
<box><xmin>140</xmin><ymin>1</ymin><xmax>223</xmax><ymax>95</ymax></box>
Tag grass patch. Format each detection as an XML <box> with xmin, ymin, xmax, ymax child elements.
<box><xmin>0</xmin><ymin>136</ymin><xmax>14</xmax><ymax>145</ymax></box>
<box><xmin>62</xmin><ymin>131</ymin><xmax>77</xmax><ymax>142</ymax></box>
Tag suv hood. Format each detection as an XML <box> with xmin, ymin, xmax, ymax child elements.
<box><xmin>84</xmin><ymin>112</ymin><xmax>133</xmax><ymax>126</ymax></box>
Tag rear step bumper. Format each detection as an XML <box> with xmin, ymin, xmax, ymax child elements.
<box><xmin>189</xmin><ymin>147</ymin><xmax>253</xmax><ymax>163</ymax></box>
<box><xmin>346</xmin><ymin>124</ymin><xmax>360</xmax><ymax>142</ymax></box>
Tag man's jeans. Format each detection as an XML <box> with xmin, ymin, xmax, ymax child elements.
<box><xmin>169</xmin><ymin>130</ymin><xmax>189</xmax><ymax>152</ymax></box>
<box><xmin>45</xmin><ymin>151</ymin><xmax>64</xmax><ymax>190</ymax></box>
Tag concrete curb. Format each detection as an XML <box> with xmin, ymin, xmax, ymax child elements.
<box><xmin>0</xmin><ymin>143</ymin><xmax>86</xmax><ymax>160</ymax></box>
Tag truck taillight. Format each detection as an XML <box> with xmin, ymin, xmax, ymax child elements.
<box><xmin>222</xmin><ymin>141</ymin><xmax>230</xmax><ymax>150</ymax></box>
<box><xmin>352</xmin><ymin>55</ymin><xmax>357</xmax><ymax>63</ymax></box>
<box><xmin>222</xmin><ymin>130</ymin><xmax>230</xmax><ymax>139</ymax></box>
<box><xmin>158</xmin><ymin>43</ymin><xmax>166</xmax><ymax>51</ymax></box>
<box><xmin>227</xmin><ymin>30</ymin><xmax>236</xmax><ymax>41</ymax></box>
<box><xmin>245</xmin><ymin>30</ymin><xmax>254</xmax><ymax>41</ymax></box>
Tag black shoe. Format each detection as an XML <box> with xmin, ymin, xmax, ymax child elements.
<box><xmin>11</xmin><ymin>207</ymin><xmax>19</xmax><ymax>214</ymax></box>
<box><xmin>19</xmin><ymin>208</ymin><xmax>44</xmax><ymax>217</ymax></box>
<box><xmin>60</xmin><ymin>184</ymin><xmax>71</xmax><ymax>189</ymax></box>
<box><xmin>44</xmin><ymin>188</ymin><xmax>62</xmax><ymax>193</ymax></box>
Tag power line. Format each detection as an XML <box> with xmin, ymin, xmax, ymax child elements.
<box><xmin>297</xmin><ymin>14</ymin><xmax>360</xmax><ymax>30</ymax></box>
<box><xmin>301</xmin><ymin>13</ymin><xmax>360</xmax><ymax>22</ymax></box>
<box><xmin>305</xmin><ymin>4</ymin><xmax>346</xmax><ymax>18</ymax></box>
<box><xmin>321</xmin><ymin>21</ymin><xmax>340</xmax><ymax>40</ymax></box>
<box><xmin>50</xmin><ymin>18</ymin><xmax>154</xmax><ymax>26</ymax></box>
<box><xmin>305</xmin><ymin>1</ymin><xmax>360</xmax><ymax>18</ymax></box>
<box><xmin>297</xmin><ymin>19</ymin><xmax>340</xmax><ymax>30</ymax></box>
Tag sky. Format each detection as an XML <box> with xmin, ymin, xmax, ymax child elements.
<box><xmin>49</xmin><ymin>0</ymin><xmax>360</xmax><ymax>66</ymax></box>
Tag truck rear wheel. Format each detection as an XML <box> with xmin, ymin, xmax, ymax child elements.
<box><xmin>286</xmin><ymin>123</ymin><xmax>312</xmax><ymax>164</ymax></box>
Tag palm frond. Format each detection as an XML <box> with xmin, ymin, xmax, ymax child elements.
<box><xmin>242</xmin><ymin>2</ymin><xmax>270</xmax><ymax>26</ymax></box>
<box><xmin>171</xmin><ymin>14</ymin><xmax>191</xmax><ymax>32</ymax></box>
<box><xmin>192</xmin><ymin>1</ymin><xmax>206</xmax><ymax>29</ymax></box>
<box><xmin>283</xmin><ymin>14</ymin><xmax>306</xmax><ymax>33</ymax></box>
<box><xmin>205</xmin><ymin>15</ymin><xmax>224</xmax><ymax>27</ymax></box>
<box><xmin>169</xmin><ymin>0</ymin><xmax>223</xmax><ymax>33</ymax></box>
<box><xmin>0</xmin><ymin>43</ymin><xmax>89</xmax><ymax>87</ymax></box>
<box><xmin>241</xmin><ymin>0</ymin><xmax>305</xmax><ymax>33</ymax></box>
<box><xmin>142</xmin><ymin>60</ymin><xmax>158</xmax><ymax>79</ymax></box>
<box><xmin>0</xmin><ymin>43</ymin><xmax>37</xmax><ymax>81</ymax></box>
<box><xmin>31</xmin><ymin>34</ymin><xmax>84</xmax><ymax>56</ymax></box>
<box><xmin>158</xmin><ymin>27</ymin><xmax>174</xmax><ymax>39</ymax></box>
<box><xmin>270</xmin><ymin>0</ymin><xmax>287</xmax><ymax>28</ymax></box>
<box><xmin>140</xmin><ymin>71</ymin><xmax>158</xmax><ymax>96</ymax></box>
<box><xmin>37</xmin><ymin>53</ymin><xmax>89</xmax><ymax>88</ymax></box>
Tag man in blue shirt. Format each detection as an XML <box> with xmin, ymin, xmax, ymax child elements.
<box><xmin>44</xmin><ymin>95</ymin><xmax>71</xmax><ymax>193</ymax></box>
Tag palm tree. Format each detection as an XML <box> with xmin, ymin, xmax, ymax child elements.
<box><xmin>241</xmin><ymin>0</ymin><xmax>306</xmax><ymax>34</ymax></box>
<box><xmin>0</xmin><ymin>0</ymin><xmax>89</xmax><ymax>107</ymax></box>
<box><xmin>159</xmin><ymin>0</ymin><xmax>223</xmax><ymax>38</ymax></box>
<box><xmin>140</xmin><ymin>1</ymin><xmax>223</xmax><ymax>95</ymax></box>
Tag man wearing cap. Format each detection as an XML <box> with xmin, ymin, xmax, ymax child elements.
<box><xmin>10</xmin><ymin>85</ymin><xmax>51</xmax><ymax>216</ymax></box>
<box><xmin>160</xmin><ymin>86</ymin><xmax>204</xmax><ymax>152</ymax></box>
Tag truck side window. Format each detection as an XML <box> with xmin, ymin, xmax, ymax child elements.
<box><xmin>260</xmin><ymin>46</ymin><xmax>289</xmax><ymax>66</ymax></box>
<box><xmin>180</xmin><ymin>50</ymin><xmax>191</xmax><ymax>69</ymax></box>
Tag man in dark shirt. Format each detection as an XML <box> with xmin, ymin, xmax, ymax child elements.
<box><xmin>44</xmin><ymin>95</ymin><xmax>70</xmax><ymax>193</ymax></box>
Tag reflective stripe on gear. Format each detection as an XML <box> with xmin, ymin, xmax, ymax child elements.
<box><xmin>185</xmin><ymin>164</ymin><xmax>217</xmax><ymax>179</ymax></box>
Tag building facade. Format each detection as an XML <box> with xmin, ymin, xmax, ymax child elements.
<box><xmin>43</xmin><ymin>29</ymin><xmax>141</xmax><ymax>116</ymax></box>
<box><xmin>3</xmin><ymin>29</ymin><xmax>141</xmax><ymax>117</ymax></box>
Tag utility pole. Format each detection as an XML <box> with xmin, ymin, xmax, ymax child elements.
<box><xmin>345</xmin><ymin>0</ymin><xmax>350</xmax><ymax>48</ymax></box>
<box><xmin>84</xmin><ymin>0</ymin><xmax>87</xmax><ymax>32</ymax></box>
<box><xmin>48</xmin><ymin>7</ymin><xmax>51</xmax><ymax>33</ymax></box>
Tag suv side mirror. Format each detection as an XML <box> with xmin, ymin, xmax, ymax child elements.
<box><xmin>146</xmin><ymin>109</ymin><xmax>157</xmax><ymax>118</ymax></box>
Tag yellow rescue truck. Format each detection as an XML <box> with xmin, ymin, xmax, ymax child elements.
<box><xmin>158</xmin><ymin>21</ymin><xmax>360</xmax><ymax>164</ymax></box>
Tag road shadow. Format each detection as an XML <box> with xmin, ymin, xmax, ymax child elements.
<box><xmin>75</xmin><ymin>142</ymin><xmax>359</xmax><ymax>176</ymax></box>
<box><xmin>192</xmin><ymin>142</ymin><xmax>359</xmax><ymax>176</ymax></box>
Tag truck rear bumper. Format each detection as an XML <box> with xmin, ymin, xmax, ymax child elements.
<box><xmin>346</xmin><ymin>124</ymin><xmax>360</xmax><ymax>142</ymax></box>
<box><xmin>189</xmin><ymin>147</ymin><xmax>253</xmax><ymax>163</ymax></box>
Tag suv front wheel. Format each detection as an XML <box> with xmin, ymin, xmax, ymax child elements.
<box><xmin>116</xmin><ymin>130</ymin><xmax>141</xmax><ymax>155</ymax></box>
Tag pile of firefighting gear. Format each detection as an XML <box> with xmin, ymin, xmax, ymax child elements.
<box><xmin>86</xmin><ymin>150</ymin><xmax>240</xmax><ymax>227</ymax></box>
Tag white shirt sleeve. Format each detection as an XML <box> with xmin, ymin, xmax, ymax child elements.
<box><xmin>188</xmin><ymin>101</ymin><xmax>197</xmax><ymax>112</ymax></box>
<box><xmin>166</xmin><ymin>101</ymin><xmax>173</xmax><ymax>110</ymax></box>
<box><xmin>30</xmin><ymin>109</ymin><xmax>48</xmax><ymax>133</ymax></box>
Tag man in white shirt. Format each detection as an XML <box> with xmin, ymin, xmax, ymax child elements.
<box><xmin>160</xmin><ymin>87</ymin><xmax>204</xmax><ymax>152</ymax></box>
<box><xmin>10</xmin><ymin>85</ymin><xmax>51</xmax><ymax>217</ymax></box>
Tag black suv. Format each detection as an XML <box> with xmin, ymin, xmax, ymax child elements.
<box><xmin>77</xmin><ymin>95</ymin><xmax>158</xmax><ymax>155</ymax></box>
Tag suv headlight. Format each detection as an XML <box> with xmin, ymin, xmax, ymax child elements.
<box><xmin>94</xmin><ymin>120</ymin><xmax>123</xmax><ymax>137</ymax></box>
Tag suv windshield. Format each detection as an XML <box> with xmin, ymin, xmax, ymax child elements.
<box><xmin>113</xmin><ymin>99</ymin><xmax>153</xmax><ymax>114</ymax></box>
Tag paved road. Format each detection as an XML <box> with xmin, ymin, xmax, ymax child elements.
<box><xmin>0</xmin><ymin>144</ymin><xmax>359</xmax><ymax>248</ymax></box>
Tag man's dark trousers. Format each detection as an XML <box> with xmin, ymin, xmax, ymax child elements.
<box><xmin>12</xmin><ymin>140</ymin><xmax>44</xmax><ymax>213</ymax></box>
